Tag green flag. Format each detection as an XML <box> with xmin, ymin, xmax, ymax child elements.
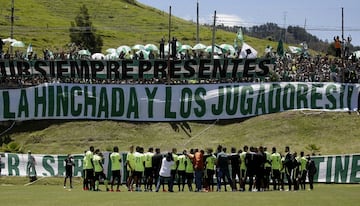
<box><xmin>234</xmin><ymin>28</ymin><xmax>244</xmax><ymax>51</ymax></box>
<box><xmin>277</xmin><ymin>39</ymin><xmax>284</xmax><ymax>56</ymax></box>
<box><xmin>237</xmin><ymin>28</ymin><xmax>244</xmax><ymax>44</ymax></box>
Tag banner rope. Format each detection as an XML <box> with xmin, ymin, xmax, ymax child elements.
<box><xmin>183</xmin><ymin>119</ymin><xmax>219</xmax><ymax>146</ymax></box>
<box><xmin>0</xmin><ymin>121</ymin><xmax>16</xmax><ymax>137</ymax></box>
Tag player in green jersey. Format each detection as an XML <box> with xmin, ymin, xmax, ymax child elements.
<box><xmin>170</xmin><ymin>148</ymin><xmax>179</xmax><ymax>191</ymax></box>
<box><xmin>185</xmin><ymin>149</ymin><xmax>194</xmax><ymax>192</ymax></box>
<box><xmin>299</xmin><ymin>151</ymin><xmax>308</xmax><ymax>190</ymax></box>
<box><xmin>144</xmin><ymin>147</ymin><xmax>154</xmax><ymax>191</ymax></box>
<box><xmin>84</xmin><ymin>146</ymin><xmax>95</xmax><ymax>191</ymax></box>
<box><xmin>110</xmin><ymin>146</ymin><xmax>122</xmax><ymax>192</ymax></box>
<box><xmin>133</xmin><ymin>146</ymin><xmax>146</xmax><ymax>192</ymax></box>
<box><xmin>270</xmin><ymin>147</ymin><xmax>282</xmax><ymax>190</ymax></box>
<box><xmin>264</xmin><ymin>147</ymin><xmax>272</xmax><ymax>191</ymax></box>
<box><xmin>93</xmin><ymin>150</ymin><xmax>109</xmax><ymax>191</ymax></box>
<box><xmin>205</xmin><ymin>148</ymin><xmax>216</xmax><ymax>192</ymax></box>
<box><xmin>177</xmin><ymin>150</ymin><xmax>187</xmax><ymax>191</ymax></box>
<box><xmin>126</xmin><ymin>145</ymin><xmax>135</xmax><ymax>191</ymax></box>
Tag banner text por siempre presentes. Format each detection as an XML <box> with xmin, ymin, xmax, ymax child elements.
<box><xmin>0</xmin><ymin>59</ymin><xmax>272</xmax><ymax>79</ymax></box>
<box><xmin>1</xmin><ymin>153</ymin><xmax>359</xmax><ymax>183</ymax></box>
<box><xmin>0</xmin><ymin>82</ymin><xmax>358</xmax><ymax>122</ymax></box>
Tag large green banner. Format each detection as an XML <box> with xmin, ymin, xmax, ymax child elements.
<box><xmin>1</xmin><ymin>153</ymin><xmax>359</xmax><ymax>183</ymax></box>
<box><xmin>0</xmin><ymin>82</ymin><xmax>358</xmax><ymax>122</ymax></box>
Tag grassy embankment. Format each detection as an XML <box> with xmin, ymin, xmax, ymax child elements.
<box><xmin>1</xmin><ymin>111</ymin><xmax>359</xmax><ymax>155</ymax></box>
<box><xmin>0</xmin><ymin>0</ymin><xmax>295</xmax><ymax>55</ymax></box>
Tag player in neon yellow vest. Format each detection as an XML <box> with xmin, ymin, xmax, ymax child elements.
<box><xmin>177</xmin><ymin>150</ymin><xmax>187</xmax><ymax>191</ymax></box>
<box><xmin>110</xmin><ymin>146</ymin><xmax>121</xmax><ymax>192</ymax></box>
<box><xmin>205</xmin><ymin>148</ymin><xmax>216</xmax><ymax>192</ymax></box>
<box><xmin>170</xmin><ymin>148</ymin><xmax>179</xmax><ymax>191</ymax></box>
<box><xmin>264</xmin><ymin>147</ymin><xmax>272</xmax><ymax>191</ymax></box>
<box><xmin>133</xmin><ymin>146</ymin><xmax>146</xmax><ymax>192</ymax></box>
<box><xmin>299</xmin><ymin>151</ymin><xmax>308</xmax><ymax>190</ymax></box>
<box><xmin>270</xmin><ymin>147</ymin><xmax>282</xmax><ymax>190</ymax></box>
<box><xmin>185</xmin><ymin>149</ymin><xmax>194</xmax><ymax>192</ymax></box>
<box><xmin>93</xmin><ymin>149</ymin><xmax>109</xmax><ymax>191</ymax></box>
<box><xmin>84</xmin><ymin>146</ymin><xmax>95</xmax><ymax>191</ymax></box>
<box><xmin>144</xmin><ymin>147</ymin><xmax>154</xmax><ymax>191</ymax></box>
<box><xmin>126</xmin><ymin>145</ymin><xmax>135</xmax><ymax>191</ymax></box>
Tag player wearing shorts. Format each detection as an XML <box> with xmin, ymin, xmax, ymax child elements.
<box><xmin>170</xmin><ymin>148</ymin><xmax>179</xmax><ymax>191</ymax></box>
<box><xmin>205</xmin><ymin>148</ymin><xmax>216</xmax><ymax>192</ymax></box>
<box><xmin>110</xmin><ymin>146</ymin><xmax>122</xmax><ymax>192</ymax></box>
<box><xmin>84</xmin><ymin>146</ymin><xmax>95</xmax><ymax>191</ymax></box>
<box><xmin>144</xmin><ymin>147</ymin><xmax>154</xmax><ymax>191</ymax></box>
<box><xmin>152</xmin><ymin>148</ymin><xmax>164</xmax><ymax>191</ymax></box>
<box><xmin>239</xmin><ymin>145</ymin><xmax>248</xmax><ymax>191</ymax></box>
<box><xmin>185</xmin><ymin>149</ymin><xmax>194</xmax><ymax>192</ymax></box>
<box><xmin>177</xmin><ymin>150</ymin><xmax>187</xmax><ymax>191</ymax></box>
<box><xmin>229</xmin><ymin>147</ymin><xmax>240</xmax><ymax>191</ymax></box>
<box><xmin>64</xmin><ymin>154</ymin><xmax>74</xmax><ymax>189</ymax></box>
<box><xmin>270</xmin><ymin>147</ymin><xmax>281</xmax><ymax>190</ymax></box>
<box><xmin>126</xmin><ymin>145</ymin><xmax>136</xmax><ymax>191</ymax></box>
<box><xmin>94</xmin><ymin>150</ymin><xmax>109</xmax><ymax>191</ymax></box>
<box><xmin>133</xmin><ymin>147</ymin><xmax>145</xmax><ymax>191</ymax></box>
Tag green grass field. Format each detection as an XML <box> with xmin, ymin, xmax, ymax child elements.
<box><xmin>1</xmin><ymin>177</ymin><xmax>359</xmax><ymax>206</ymax></box>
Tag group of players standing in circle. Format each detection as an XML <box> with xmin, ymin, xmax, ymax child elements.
<box><xmin>78</xmin><ymin>144</ymin><xmax>317</xmax><ymax>193</ymax></box>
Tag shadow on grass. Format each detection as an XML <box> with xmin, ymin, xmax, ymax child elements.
<box><xmin>0</xmin><ymin>117</ymin><xmax>254</xmax><ymax>138</ymax></box>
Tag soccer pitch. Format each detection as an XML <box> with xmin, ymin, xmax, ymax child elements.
<box><xmin>1</xmin><ymin>182</ymin><xmax>359</xmax><ymax>206</ymax></box>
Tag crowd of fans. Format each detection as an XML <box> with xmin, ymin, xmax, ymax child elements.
<box><xmin>1</xmin><ymin>42</ymin><xmax>359</xmax><ymax>89</ymax></box>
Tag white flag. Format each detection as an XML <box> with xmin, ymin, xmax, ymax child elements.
<box><xmin>288</xmin><ymin>46</ymin><xmax>302</xmax><ymax>54</ymax></box>
<box><xmin>239</xmin><ymin>42</ymin><xmax>257</xmax><ymax>59</ymax></box>
<box><xmin>27</xmin><ymin>43</ymin><xmax>33</xmax><ymax>54</ymax></box>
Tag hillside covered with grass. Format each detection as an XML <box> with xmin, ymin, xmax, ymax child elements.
<box><xmin>0</xmin><ymin>0</ymin><xmax>285</xmax><ymax>55</ymax></box>
<box><xmin>1</xmin><ymin>111</ymin><xmax>359</xmax><ymax>155</ymax></box>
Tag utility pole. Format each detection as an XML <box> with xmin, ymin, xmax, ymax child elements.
<box><xmin>211</xmin><ymin>10</ymin><xmax>216</xmax><ymax>60</ymax></box>
<box><xmin>167</xmin><ymin>6</ymin><xmax>171</xmax><ymax>84</ymax></box>
<box><xmin>341</xmin><ymin>7</ymin><xmax>344</xmax><ymax>40</ymax></box>
<box><xmin>196</xmin><ymin>0</ymin><xmax>199</xmax><ymax>44</ymax></box>
<box><xmin>341</xmin><ymin>7</ymin><xmax>345</xmax><ymax>83</ymax></box>
<box><xmin>10</xmin><ymin>0</ymin><xmax>15</xmax><ymax>55</ymax></box>
<box><xmin>283</xmin><ymin>11</ymin><xmax>287</xmax><ymax>43</ymax></box>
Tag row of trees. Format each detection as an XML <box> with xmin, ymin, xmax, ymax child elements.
<box><xmin>71</xmin><ymin>4</ymin><xmax>358</xmax><ymax>56</ymax></box>
<box><xmin>69</xmin><ymin>5</ymin><xmax>103</xmax><ymax>54</ymax></box>
<box><xmin>218</xmin><ymin>23</ymin><xmax>359</xmax><ymax>56</ymax></box>
<box><xmin>68</xmin><ymin>1</ymin><xmax>138</xmax><ymax>54</ymax></box>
